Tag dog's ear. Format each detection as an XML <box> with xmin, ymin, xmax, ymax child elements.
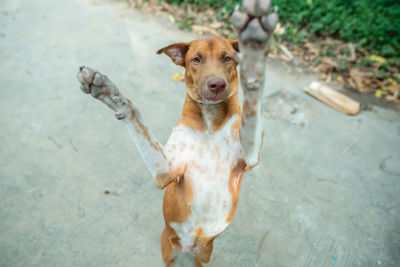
<box><xmin>157</xmin><ymin>42</ymin><xmax>190</xmax><ymax>67</ymax></box>
<box><xmin>230</xmin><ymin>40</ymin><xmax>239</xmax><ymax>52</ymax></box>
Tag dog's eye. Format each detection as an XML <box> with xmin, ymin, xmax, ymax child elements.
<box><xmin>224</xmin><ymin>56</ymin><xmax>232</xmax><ymax>62</ymax></box>
<box><xmin>192</xmin><ymin>56</ymin><xmax>201</xmax><ymax>63</ymax></box>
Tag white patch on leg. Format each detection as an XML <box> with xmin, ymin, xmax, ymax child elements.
<box><xmin>124</xmin><ymin>119</ymin><xmax>169</xmax><ymax>177</ymax></box>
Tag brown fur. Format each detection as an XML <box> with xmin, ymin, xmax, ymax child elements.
<box><xmin>184</xmin><ymin>38</ymin><xmax>239</xmax><ymax>103</ymax></box>
<box><xmin>176</xmin><ymin>93</ymin><xmax>241</xmax><ymax>133</ymax></box>
<box><xmin>163</xmin><ymin>176</ymin><xmax>193</xmax><ymax>224</ymax></box>
<box><xmin>227</xmin><ymin>159</ymin><xmax>247</xmax><ymax>222</ymax></box>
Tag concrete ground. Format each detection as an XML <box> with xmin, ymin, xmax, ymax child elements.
<box><xmin>0</xmin><ymin>0</ymin><xmax>399</xmax><ymax>266</ymax></box>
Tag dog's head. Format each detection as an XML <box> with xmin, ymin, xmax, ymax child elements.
<box><xmin>157</xmin><ymin>37</ymin><xmax>239</xmax><ymax>104</ymax></box>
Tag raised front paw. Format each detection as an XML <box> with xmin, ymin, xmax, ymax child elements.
<box><xmin>77</xmin><ymin>66</ymin><xmax>130</xmax><ymax>119</ymax></box>
<box><xmin>232</xmin><ymin>0</ymin><xmax>278</xmax><ymax>45</ymax></box>
<box><xmin>77</xmin><ymin>66</ymin><xmax>113</xmax><ymax>98</ymax></box>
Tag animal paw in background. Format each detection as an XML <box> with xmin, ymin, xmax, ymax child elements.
<box><xmin>231</xmin><ymin>0</ymin><xmax>279</xmax><ymax>90</ymax></box>
<box><xmin>232</xmin><ymin>0</ymin><xmax>278</xmax><ymax>45</ymax></box>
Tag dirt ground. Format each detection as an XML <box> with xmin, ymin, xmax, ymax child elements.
<box><xmin>0</xmin><ymin>0</ymin><xmax>399</xmax><ymax>266</ymax></box>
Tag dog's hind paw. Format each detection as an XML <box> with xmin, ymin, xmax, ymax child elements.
<box><xmin>231</xmin><ymin>0</ymin><xmax>278</xmax><ymax>90</ymax></box>
<box><xmin>232</xmin><ymin>0</ymin><xmax>278</xmax><ymax>45</ymax></box>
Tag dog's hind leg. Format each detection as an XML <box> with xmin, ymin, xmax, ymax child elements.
<box><xmin>77</xmin><ymin>66</ymin><xmax>175</xmax><ymax>189</ymax></box>
<box><xmin>161</xmin><ymin>227</ymin><xmax>182</xmax><ymax>266</ymax></box>
<box><xmin>232</xmin><ymin>0</ymin><xmax>278</xmax><ymax>169</ymax></box>
<box><xmin>193</xmin><ymin>239</ymin><xmax>214</xmax><ymax>267</ymax></box>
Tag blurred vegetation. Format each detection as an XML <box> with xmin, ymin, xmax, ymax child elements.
<box><xmin>162</xmin><ymin>0</ymin><xmax>400</xmax><ymax>58</ymax></box>
<box><xmin>125</xmin><ymin>0</ymin><xmax>398</xmax><ymax>98</ymax></box>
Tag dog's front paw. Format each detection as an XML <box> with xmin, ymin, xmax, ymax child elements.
<box><xmin>77</xmin><ymin>66</ymin><xmax>131</xmax><ymax>119</ymax></box>
<box><xmin>77</xmin><ymin>66</ymin><xmax>113</xmax><ymax>98</ymax></box>
<box><xmin>232</xmin><ymin>0</ymin><xmax>278</xmax><ymax>45</ymax></box>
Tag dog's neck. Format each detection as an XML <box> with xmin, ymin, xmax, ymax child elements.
<box><xmin>177</xmin><ymin>93</ymin><xmax>241</xmax><ymax>133</ymax></box>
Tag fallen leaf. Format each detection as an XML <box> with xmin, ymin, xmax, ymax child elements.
<box><xmin>348</xmin><ymin>43</ymin><xmax>356</xmax><ymax>61</ymax></box>
<box><xmin>367</xmin><ymin>55</ymin><xmax>386</xmax><ymax>63</ymax></box>
<box><xmin>293</xmin><ymin>46</ymin><xmax>303</xmax><ymax>54</ymax></box>
<box><xmin>375</xmin><ymin>90</ymin><xmax>382</xmax><ymax>98</ymax></box>
<box><xmin>386</xmin><ymin>93</ymin><xmax>400</xmax><ymax>103</ymax></box>
<box><xmin>321</xmin><ymin>64</ymin><xmax>334</xmax><ymax>74</ymax></box>
<box><xmin>172</xmin><ymin>71</ymin><xmax>184</xmax><ymax>82</ymax></box>
<box><xmin>385</xmin><ymin>83</ymin><xmax>399</xmax><ymax>95</ymax></box>
<box><xmin>209</xmin><ymin>21</ymin><xmax>223</xmax><ymax>29</ymax></box>
<box><xmin>160</xmin><ymin>1</ymin><xmax>174</xmax><ymax>13</ymax></box>
<box><xmin>348</xmin><ymin>78</ymin><xmax>356</xmax><ymax>89</ymax></box>
<box><xmin>336</xmin><ymin>75</ymin><xmax>345</xmax><ymax>86</ymax></box>
<box><xmin>279</xmin><ymin>44</ymin><xmax>294</xmax><ymax>61</ymax></box>
<box><xmin>273</xmin><ymin>23</ymin><xmax>285</xmax><ymax>35</ymax></box>
<box><xmin>350</xmin><ymin>68</ymin><xmax>369</xmax><ymax>92</ymax></box>
<box><xmin>159</xmin><ymin>11</ymin><xmax>175</xmax><ymax>22</ymax></box>
<box><xmin>321</xmin><ymin>57</ymin><xmax>338</xmax><ymax>68</ymax></box>
<box><xmin>280</xmin><ymin>54</ymin><xmax>292</xmax><ymax>63</ymax></box>
<box><xmin>363</xmin><ymin>77</ymin><xmax>373</xmax><ymax>86</ymax></box>
<box><xmin>206</xmin><ymin>10</ymin><xmax>215</xmax><ymax>17</ymax></box>
<box><xmin>326</xmin><ymin>72</ymin><xmax>332</xmax><ymax>83</ymax></box>
<box><xmin>386</xmin><ymin>77</ymin><xmax>398</xmax><ymax>87</ymax></box>
<box><xmin>192</xmin><ymin>25</ymin><xmax>219</xmax><ymax>36</ymax></box>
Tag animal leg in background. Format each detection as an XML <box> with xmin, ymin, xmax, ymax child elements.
<box><xmin>232</xmin><ymin>0</ymin><xmax>278</xmax><ymax>168</ymax></box>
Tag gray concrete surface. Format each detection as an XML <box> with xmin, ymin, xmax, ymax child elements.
<box><xmin>1</xmin><ymin>0</ymin><xmax>399</xmax><ymax>266</ymax></box>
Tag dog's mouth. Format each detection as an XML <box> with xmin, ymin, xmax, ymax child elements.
<box><xmin>191</xmin><ymin>92</ymin><xmax>227</xmax><ymax>104</ymax></box>
<box><xmin>203</xmin><ymin>92</ymin><xmax>226</xmax><ymax>103</ymax></box>
<box><xmin>187</xmin><ymin>84</ymin><xmax>230</xmax><ymax>104</ymax></box>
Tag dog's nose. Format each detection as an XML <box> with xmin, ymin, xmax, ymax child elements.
<box><xmin>207</xmin><ymin>78</ymin><xmax>226</xmax><ymax>94</ymax></box>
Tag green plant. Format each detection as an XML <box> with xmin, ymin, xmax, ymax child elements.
<box><xmin>160</xmin><ymin>0</ymin><xmax>400</xmax><ymax>58</ymax></box>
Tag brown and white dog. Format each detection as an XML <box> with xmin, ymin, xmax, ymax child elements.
<box><xmin>77</xmin><ymin>0</ymin><xmax>278</xmax><ymax>266</ymax></box>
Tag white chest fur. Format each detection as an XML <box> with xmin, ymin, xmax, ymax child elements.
<box><xmin>165</xmin><ymin>115</ymin><xmax>242</xmax><ymax>248</ymax></box>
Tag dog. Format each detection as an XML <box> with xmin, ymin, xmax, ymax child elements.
<box><xmin>77</xmin><ymin>0</ymin><xmax>277</xmax><ymax>266</ymax></box>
